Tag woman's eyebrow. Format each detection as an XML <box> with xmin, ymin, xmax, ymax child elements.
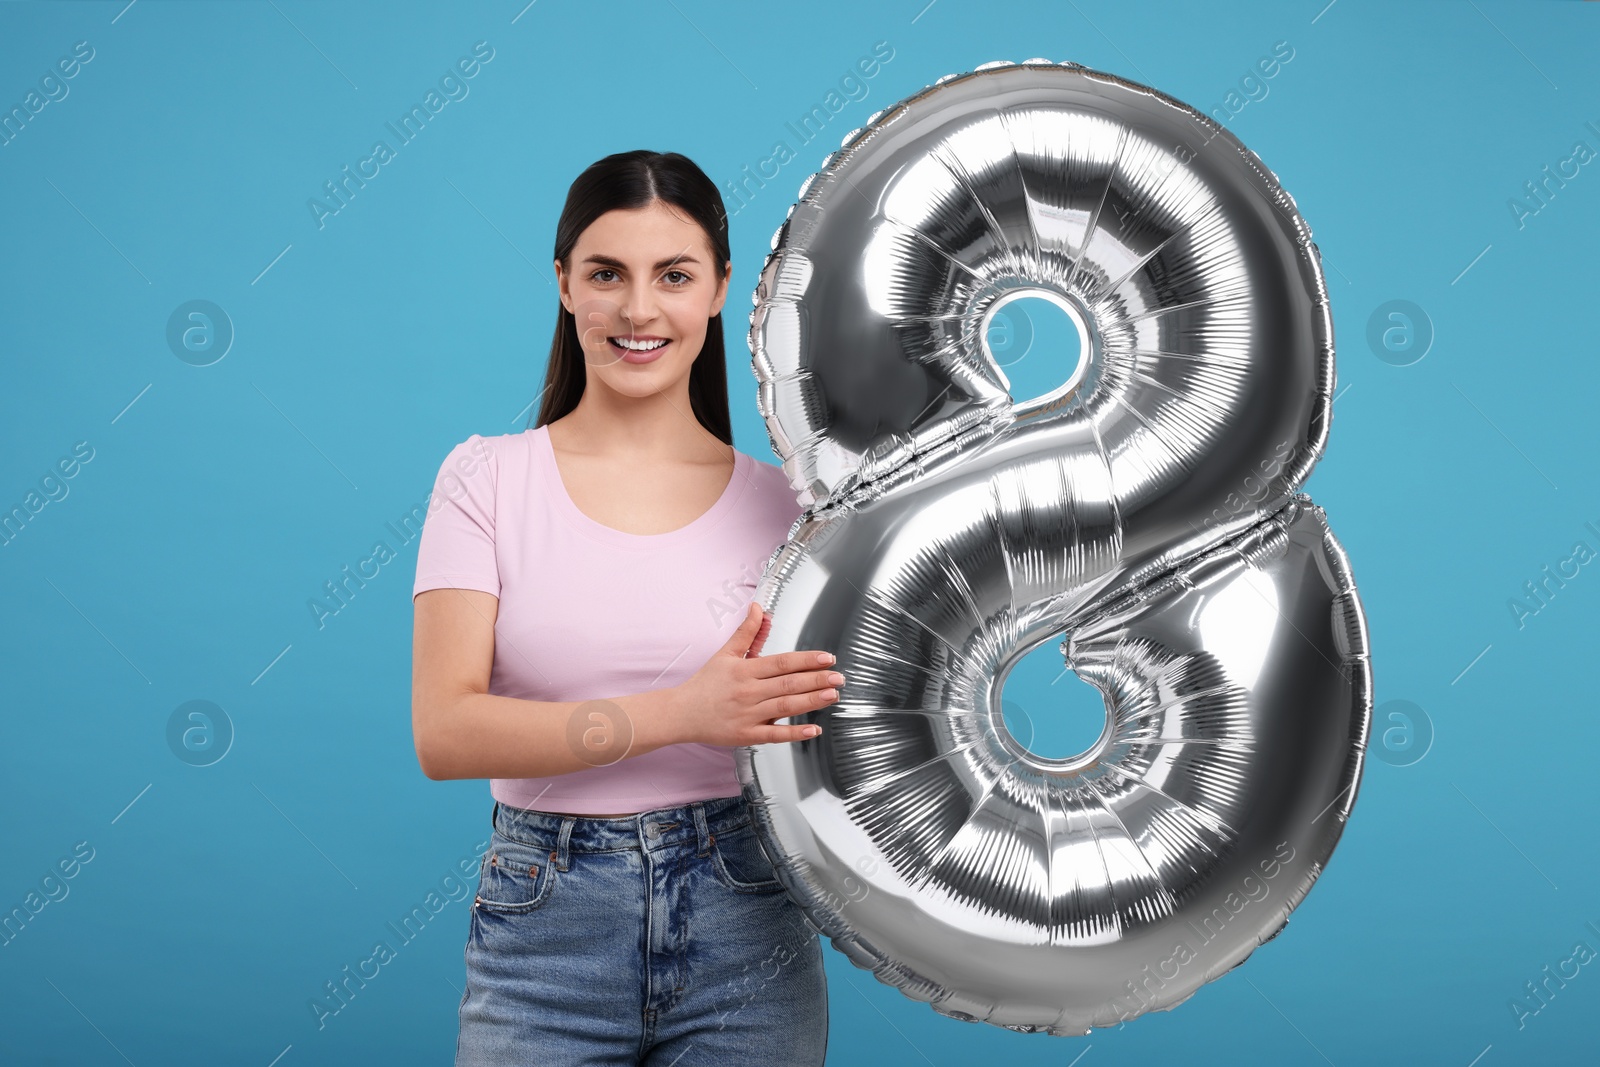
<box><xmin>581</xmin><ymin>252</ymin><xmax>701</xmax><ymax>270</ymax></box>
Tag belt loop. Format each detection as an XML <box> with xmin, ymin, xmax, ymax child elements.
<box><xmin>490</xmin><ymin>800</ymin><xmax>500</xmax><ymax>831</ymax></box>
<box><xmin>692</xmin><ymin>801</ymin><xmax>713</xmax><ymax>856</ymax></box>
<box><xmin>554</xmin><ymin>816</ymin><xmax>575</xmax><ymax>871</ymax></box>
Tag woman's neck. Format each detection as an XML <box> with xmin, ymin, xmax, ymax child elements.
<box><xmin>553</xmin><ymin>391</ymin><xmax>728</xmax><ymax>466</ymax></box>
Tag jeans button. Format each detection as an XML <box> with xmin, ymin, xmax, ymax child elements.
<box><xmin>645</xmin><ymin>823</ymin><xmax>659</xmax><ymax>837</ymax></box>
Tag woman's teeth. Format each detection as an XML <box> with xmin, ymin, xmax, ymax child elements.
<box><xmin>609</xmin><ymin>337</ymin><xmax>668</xmax><ymax>351</ymax></box>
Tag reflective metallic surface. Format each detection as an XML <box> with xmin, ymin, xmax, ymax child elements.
<box><xmin>735</xmin><ymin>60</ymin><xmax>1372</xmax><ymax>1036</ymax></box>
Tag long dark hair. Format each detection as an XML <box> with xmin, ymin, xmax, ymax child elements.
<box><xmin>529</xmin><ymin>150</ymin><xmax>734</xmax><ymax>445</ymax></box>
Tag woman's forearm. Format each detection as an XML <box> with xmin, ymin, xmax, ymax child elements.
<box><xmin>417</xmin><ymin>685</ymin><xmax>687</xmax><ymax>781</ymax></box>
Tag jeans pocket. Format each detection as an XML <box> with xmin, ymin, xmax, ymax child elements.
<box><xmin>710</xmin><ymin>823</ymin><xmax>786</xmax><ymax>894</ymax></box>
<box><xmin>474</xmin><ymin>834</ymin><xmax>557</xmax><ymax>914</ymax></box>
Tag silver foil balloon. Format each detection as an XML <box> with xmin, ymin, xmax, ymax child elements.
<box><xmin>734</xmin><ymin>59</ymin><xmax>1372</xmax><ymax>1037</ymax></box>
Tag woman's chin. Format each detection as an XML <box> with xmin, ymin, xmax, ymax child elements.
<box><xmin>594</xmin><ymin>362</ymin><xmax>692</xmax><ymax>395</ymax></box>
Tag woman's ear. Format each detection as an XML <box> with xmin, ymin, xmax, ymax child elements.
<box><xmin>710</xmin><ymin>261</ymin><xmax>731</xmax><ymax>317</ymax></box>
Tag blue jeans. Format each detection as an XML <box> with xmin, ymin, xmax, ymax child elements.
<box><xmin>455</xmin><ymin>793</ymin><xmax>829</xmax><ymax>1065</ymax></box>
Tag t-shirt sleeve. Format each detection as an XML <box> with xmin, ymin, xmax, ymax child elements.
<box><xmin>413</xmin><ymin>434</ymin><xmax>500</xmax><ymax>599</ymax></box>
<box><xmin>768</xmin><ymin>459</ymin><xmax>809</xmax><ymax>528</ymax></box>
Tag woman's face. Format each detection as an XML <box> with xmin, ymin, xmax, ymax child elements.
<box><xmin>555</xmin><ymin>199</ymin><xmax>730</xmax><ymax>400</ymax></box>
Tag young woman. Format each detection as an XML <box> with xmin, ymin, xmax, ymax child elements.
<box><xmin>410</xmin><ymin>150</ymin><xmax>838</xmax><ymax>1065</ymax></box>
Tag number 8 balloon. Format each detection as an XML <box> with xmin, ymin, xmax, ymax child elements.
<box><xmin>736</xmin><ymin>60</ymin><xmax>1372</xmax><ymax>1036</ymax></box>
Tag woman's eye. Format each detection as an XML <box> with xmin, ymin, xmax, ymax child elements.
<box><xmin>589</xmin><ymin>268</ymin><xmax>690</xmax><ymax>286</ymax></box>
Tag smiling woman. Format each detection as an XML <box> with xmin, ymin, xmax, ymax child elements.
<box><xmin>553</xmin><ymin>196</ymin><xmax>731</xmax><ymax>403</ymax></box>
<box><xmin>410</xmin><ymin>150</ymin><xmax>833</xmax><ymax>1065</ymax></box>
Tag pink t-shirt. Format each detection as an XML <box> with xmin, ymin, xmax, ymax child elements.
<box><xmin>411</xmin><ymin>423</ymin><xmax>807</xmax><ymax>815</ymax></box>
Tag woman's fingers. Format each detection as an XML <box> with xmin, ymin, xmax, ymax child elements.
<box><xmin>746</xmin><ymin>607</ymin><xmax>773</xmax><ymax>659</ymax></box>
<box><xmin>725</xmin><ymin>612</ymin><xmax>839</xmax><ymax>745</ymax></box>
<box><xmin>750</xmin><ymin>721</ymin><xmax>822</xmax><ymax>745</ymax></box>
<box><xmin>725</xmin><ymin>601</ymin><xmax>767</xmax><ymax>659</ymax></box>
<box><xmin>763</xmin><ymin>682</ymin><xmax>838</xmax><ymax>719</ymax></box>
<box><xmin>747</xmin><ymin>648</ymin><xmax>839</xmax><ymax>679</ymax></box>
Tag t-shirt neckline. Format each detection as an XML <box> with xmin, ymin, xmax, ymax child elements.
<box><xmin>533</xmin><ymin>424</ymin><xmax>750</xmax><ymax>548</ymax></box>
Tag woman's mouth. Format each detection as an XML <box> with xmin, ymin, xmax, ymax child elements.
<box><xmin>608</xmin><ymin>336</ymin><xmax>670</xmax><ymax>364</ymax></box>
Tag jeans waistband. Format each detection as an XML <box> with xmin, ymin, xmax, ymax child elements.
<box><xmin>491</xmin><ymin>793</ymin><xmax>753</xmax><ymax>870</ymax></box>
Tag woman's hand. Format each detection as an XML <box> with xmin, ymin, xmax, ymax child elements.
<box><xmin>668</xmin><ymin>601</ymin><xmax>842</xmax><ymax>747</ymax></box>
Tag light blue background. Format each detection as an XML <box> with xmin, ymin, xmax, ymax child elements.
<box><xmin>2</xmin><ymin>1</ymin><xmax>1597</xmax><ymax>1064</ymax></box>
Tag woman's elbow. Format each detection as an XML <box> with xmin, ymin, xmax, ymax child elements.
<box><xmin>412</xmin><ymin>698</ymin><xmax>454</xmax><ymax>780</ymax></box>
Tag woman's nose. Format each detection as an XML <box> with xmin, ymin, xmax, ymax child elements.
<box><xmin>620</xmin><ymin>284</ymin><xmax>660</xmax><ymax>327</ymax></box>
